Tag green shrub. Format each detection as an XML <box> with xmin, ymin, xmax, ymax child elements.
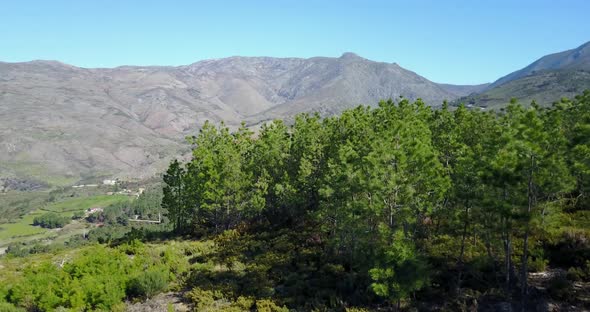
<box><xmin>185</xmin><ymin>288</ymin><xmax>222</xmax><ymax>310</ymax></box>
<box><xmin>233</xmin><ymin>296</ymin><xmax>255</xmax><ymax>310</ymax></box>
<box><xmin>126</xmin><ymin>268</ymin><xmax>168</xmax><ymax>299</ymax></box>
<box><xmin>345</xmin><ymin>308</ymin><xmax>370</xmax><ymax>312</ymax></box>
<box><xmin>0</xmin><ymin>302</ymin><xmax>25</xmax><ymax>312</ymax></box>
<box><xmin>566</xmin><ymin>267</ymin><xmax>585</xmax><ymax>281</ymax></box>
<box><xmin>33</xmin><ymin>212</ymin><xmax>69</xmax><ymax>228</ymax></box>
<box><xmin>255</xmin><ymin>299</ymin><xmax>289</xmax><ymax>312</ymax></box>
<box><xmin>120</xmin><ymin>239</ymin><xmax>145</xmax><ymax>255</ymax></box>
<box><xmin>528</xmin><ymin>257</ymin><xmax>548</xmax><ymax>272</ymax></box>
<box><xmin>71</xmin><ymin>211</ymin><xmax>85</xmax><ymax>220</ymax></box>
<box><xmin>548</xmin><ymin>275</ymin><xmax>575</xmax><ymax>302</ymax></box>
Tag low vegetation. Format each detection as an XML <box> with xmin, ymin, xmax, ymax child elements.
<box><xmin>161</xmin><ymin>91</ymin><xmax>590</xmax><ymax>310</ymax></box>
<box><xmin>32</xmin><ymin>212</ymin><xmax>69</xmax><ymax>229</ymax></box>
<box><xmin>0</xmin><ymin>191</ymin><xmax>48</xmax><ymax>223</ymax></box>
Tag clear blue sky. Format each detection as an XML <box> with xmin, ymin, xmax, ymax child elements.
<box><xmin>1</xmin><ymin>0</ymin><xmax>589</xmax><ymax>84</ymax></box>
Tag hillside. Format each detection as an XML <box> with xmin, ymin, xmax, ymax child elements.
<box><xmin>437</xmin><ymin>83</ymin><xmax>490</xmax><ymax>97</ymax></box>
<box><xmin>454</xmin><ymin>41</ymin><xmax>590</xmax><ymax>108</ymax></box>
<box><xmin>457</xmin><ymin>69</ymin><xmax>590</xmax><ymax>109</ymax></box>
<box><xmin>489</xmin><ymin>41</ymin><xmax>590</xmax><ymax>89</ymax></box>
<box><xmin>2</xmin><ymin>93</ymin><xmax>589</xmax><ymax>311</ymax></box>
<box><xmin>0</xmin><ymin>54</ymin><xmax>461</xmax><ymax>186</ymax></box>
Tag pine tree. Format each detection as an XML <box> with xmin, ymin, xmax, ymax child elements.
<box><xmin>162</xmin><ymin>159</ymin><xmax>187</xmax><ymax>233</ymax></box>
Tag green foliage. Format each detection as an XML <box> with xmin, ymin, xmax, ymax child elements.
<box><xmin>185</xmin><ymin>288</ymin><xmax>224</xmax><ymax>311</ymax></box>
<box><xmin>126</xmin><ymin>267</ymin><xmax>169</xmax><ymax>299</ymax></box>
<box><xmin>2</xmin><ymin>92</ymin><xmax>590</xmax><ymax>311</ymax></box>
<box><xmin>0</xmin><ymin>240</ymin><xmax>198</xmax><ymax>311</ymax></box>
<box><xmin>369</xmin><ymin>231</ymin><xmax>430</xmax><ymax>304</ymax></box>
<box><xmin>32</xmin><ymin>212</ymin><xmax>69</xmax><ymax>229</ymax></box>
<box><xmin>0</xmin><ymin>302</ymin><xmax>25</xmax><ymax>312</ymax></box>
<box><xmin>185</xmin><ymin>287</ymin><xmax>288</xmax><ymax>312</ymax></box>
<box><xmin>0</xmin><ymin>191</ymin><xmax>47</xmax><ymax>223</ymax></box>
<box><xmin>528</xmin><ymin>257</ymin><xmax>548</xmax><ymax>273</ymax></box>
<box><xmin>254</xmin><ymin>299</ymin><xmax>289</xmax><ymax>312</ymax></box>
<box><xmin>548</xmin><ymin>275</ymin><xmax>576</xmax><ymax>302</ymax></box>
<box><xmin>5</xmin><ymin>241</ymin><xmax>64</xmax><ymax>257</ymax></box>
<box><xmin>157</xmin><ymin>93</ymin><xmax>590</xmax><ymax>308</ymax></box>
<box><xmin>86</xmin><ymin>225</ymin><xmax>129</xmax><ymax>243</ymax></box>
<box><xmin>71</xmin><ymin>210</ymin><xmax>85</xmax><ymax>220</ymax></box>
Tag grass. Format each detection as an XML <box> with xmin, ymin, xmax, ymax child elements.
<box><xmin>42</xmin><ymin>194</ymin><xmax>130</xmax><ymax>216</ymax></box>
<box><xmin>0</xmin><ymin>194</ymin><xmax>131</xmax><ymax>245</ymax></box>
<box><xmin>0</xmin><ymin>191</ymin><xmax>48</xmax><ymax>222</ymax></box>
<box><xmin>1</xmin><ymin>158</ymin><xmax>77</xmax><ymax>187</ymax></box>
<box><xmin>0</xmin><ymin>212</ymin><xmax>48</xmax><ymax>241</ymax></box>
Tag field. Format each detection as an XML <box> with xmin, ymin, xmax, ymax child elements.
<box><xmin>0</xmin><ymin>212</ymin><xmax>48</xmax><ymax>241</ymax></box>
<box><xmin>0</xmin><ymin>191</ymin><xmax>48</xmax><ymax>222</ymax></box>
<box><xmin>41</xmin><ymin>194</ymin><xmax>131</xmax><ymax>216</ymax></box>
<box><xmin>0</xmin><ymin>159</ymin><xmax>78</xmax><ymax>187</ymax></box>
<box><xmin>0</xmin><ymin>194</ymin><xmax>130</xmax><ymax>246</ymax></box>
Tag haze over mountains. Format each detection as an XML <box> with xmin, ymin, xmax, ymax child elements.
<box><xmin>1</xmin><ymin>42</ymin><xmax>589</xmax><ymax>187</ymax></box>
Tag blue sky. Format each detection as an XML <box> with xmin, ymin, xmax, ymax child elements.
<box><xmin>1</xmin><ymin>0</ymin><xmax>589</xmax><ymax>84</ymax></box>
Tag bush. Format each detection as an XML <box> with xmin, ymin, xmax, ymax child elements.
<box><xmin>33</xmin><ymin>212</ymin><xmax>69</xmax><ymax>229</ymax></box>
<box><xmin>71</xmin><ymin>211</ymin><xmax>85</xmax><ymax>220</ymax></box>
<box><xmin>87</xmin><ymin>225</ymin><xmax>129</xmax><ymax>243</ymax></box>
<box><xmin>255</xmin><ymin>299</ymin><xmax>289</xmax><ymax>312</ymax></box>
<box><xmin>566</xmin><ymin>267</ymin><xmax>585</xmax><ymax>281</ymax></box>
<box><xmin>185</xmin><ymin>288</ymin><xmax>221</xmax><ymax>310</ymax></box>
<box><xmin>548</xmin><ymin>275</ymin><xmax>575</xmax><ymax>302</ymax></box>
<box><xmin>126</xmin><ymin>268</ymin><xmax>168</xmax><ymax>299</ymax></box>
<box><xmin>0</xmin><ymin>302</ymin><xmax>25</xmax><ymax>312</ymax></box>
<box><xmin>5</xmin><ymin>241</ymin><xmax>62</xmax><ymax>257</ymax></box>
<box><xmin>528</xmin><ymin>257</ymin><xmax>548</xmax><ymax>272</ymax></box>
<box><xmin>184</xmin><ymin>288</ymin><xmax>287</xmax><ymax>312</ymax></box>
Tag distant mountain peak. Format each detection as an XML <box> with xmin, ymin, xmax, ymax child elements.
<box><xmin>574</xmin><ymin>41</ymin><xmax>590</xmax><ymax>56</ymax></box>
<box><xmin>339</xmin><ymin>52</ymin><xmax>364</xmax><ymax>60</ymax></box>
<box><xmin>12</xmin><ymin>60</ymin><xmax>70</xmax><ymax>67</ymax></box>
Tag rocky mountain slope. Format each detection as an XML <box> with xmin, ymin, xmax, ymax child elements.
<box><xmin>436</xmin><ymin>83</ymin><xmax>490</xmax><ymax>97</ymax></box>
<box><xmin>458</xmin><ymin>69</ymin><xmax>590</xmax><ymax>109</ymax></box>
<box><xmin>0</xmin><ymin>54</ymin><xmax>463</xmax><ymax>186</ymax></box>
<box><xmin>456</xmin><ymin>41</ymin><xmax>590</xmax><ymax>108</ymax></box>
<box><xmin>489</xmin><ymin>41</ymin><xmax>590</xmax><ymax>89</ymax></box>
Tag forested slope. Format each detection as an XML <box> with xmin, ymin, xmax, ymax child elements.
<box><xmin>1</xmin><ymin>91</ymin><xmax>590</xmax><ymax>311</ymax></box>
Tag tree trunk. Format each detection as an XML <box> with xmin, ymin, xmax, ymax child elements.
<box><xmin>457</xmin><ymin>201</ymin><xmax>470</xmax><ymax>291</ymax></box>
<box><xmin>521</xmin><ymin>155</ymin><xmax>535</xmax><ymax>310</ymax></box>
<box><xmin>503</xmin><ymin>222</ymin><xmax>512</xmax><ymax>294</ymax></box>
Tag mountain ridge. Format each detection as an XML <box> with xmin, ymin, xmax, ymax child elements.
<box><xmin>487</xmin><ymin>41</ymin><xmax>590</xmax><ymax>89</ymax></box>
<box><xmin>454</xmin><ymin>41</ymin><xmax>590</xmax><ymax>108</ymax></box>
<box><xmin>4</xmin><ymin>41</ymin><xmax>589</xmax><ymax>187</ymax></box>
<box><xmin>0</xmin><ymin>53</ymin><xmax>469</xmax><ymax>187</ymax></box>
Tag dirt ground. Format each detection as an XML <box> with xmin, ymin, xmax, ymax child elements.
<box><xmin>126</xmin><ymin>292</ymin><xmax>191</xmax><ymax>312</ymax></box>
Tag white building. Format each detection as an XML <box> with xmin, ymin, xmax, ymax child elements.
<box><xmin>102</xmin><ymin>179</ymin><xmax>118</xmax><ymax>186</ymax></box>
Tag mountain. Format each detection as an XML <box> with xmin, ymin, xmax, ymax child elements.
<box><xmin>456</xmin><ymin>41</ymin><xmax>590</xmax><ymax>108</ymax></box>
<box><xmin>436</xmin><ymin>83</ymin><xmax>490</xmax><ymax>97</ymax></box>
<box><xmin>489</xmin><ymin>41</ymin><xmax>590</xmax><ymax>89</ymax></box>
<box><xmin>244</xmin><ymin>53</ymin><xmax>460</xmax><ymax>123</ymax></box>
<box><xmin>458</xmin><ymin>69</ymin><xmax>590</xmax><ymax>109</ymax></box>
<box><xmin>0</xmin><ymin>54</ymin><xmax>463</xmax><ymax>187</ymax></box>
